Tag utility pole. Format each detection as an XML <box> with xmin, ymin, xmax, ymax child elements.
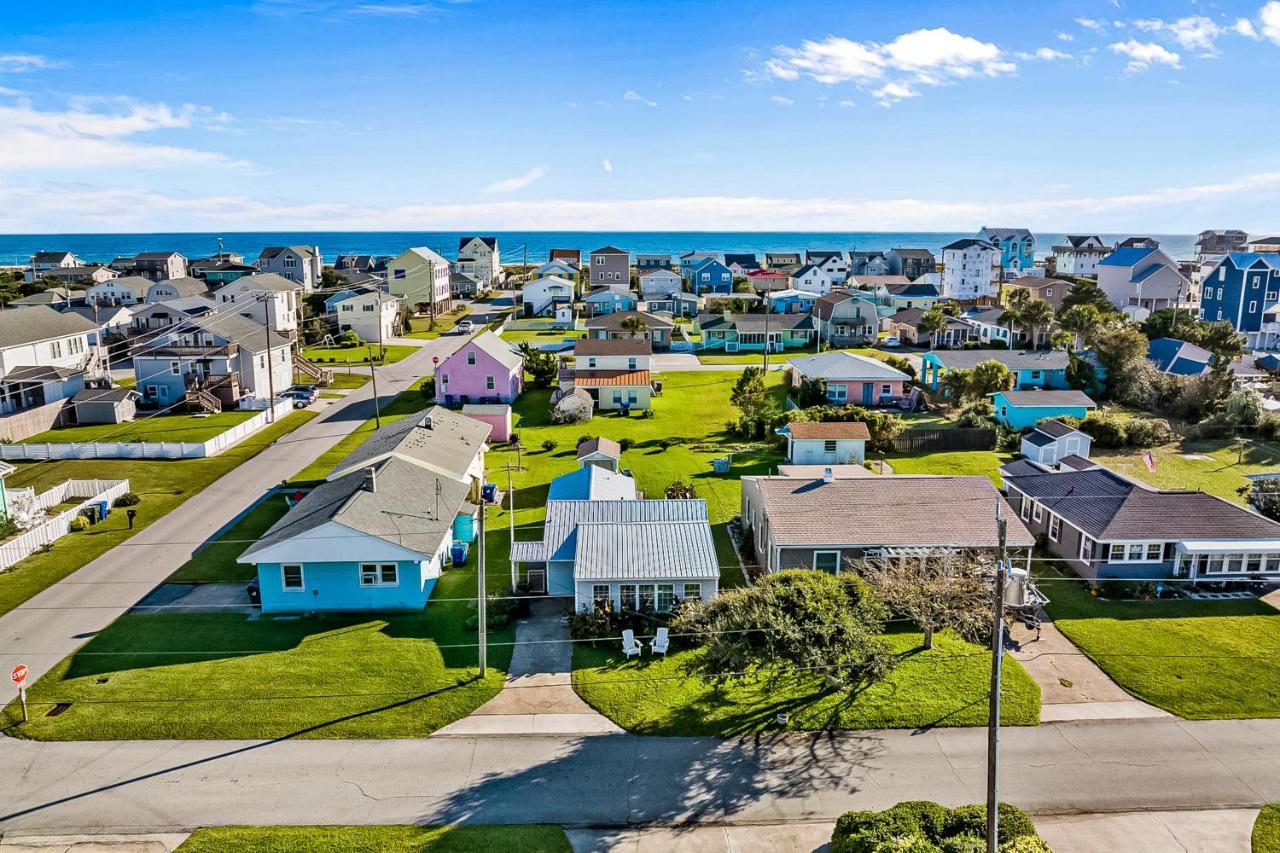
<box><xmin>368</xmin><ymin>293</ymin><xmax>383</xmax><ymax>428</ymax></box>
<box><xmin>477</xmin><ymin>496</ymin><xmax>487</xmax><ymax>676</ymax></box>
<box><xmin>263</xmin><ymin>294</ymin><xmax>277</xmax><ymax>422</ymax></box>
<box><xmin>506</xmin><ymin>463</ymin><xmax>516</xmax><ymax>589</ymax></box>
<box><xmin>986</xmin><ymin>505</ymin><xmax>1009</xmax><ymax>853</ymax></box>
<box><xmin>762</xmin><ymin>295</ymin><xmax>771</xmax><ymax>373</ymax></box>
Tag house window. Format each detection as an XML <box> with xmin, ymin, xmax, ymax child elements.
<box><xmin>485</xmin><ymin>376</ymin><xmax>495</xmax><ymax>391</ymax></box>
<box><xmin>467</xmin><ymin>351</ymin><xmax>475</xmax><ymax>365</ymax></box>
<box><xmin>1048</xmin><ymin>514</ymin><xmax>1061</xmax><ymax>542</ymax></box>
<box><xmin>823</xmin><ymin>440</ymin><xmax>838</xmax><ymax>453</ymax></box>
<box><xmin>628</xmin><ymin>357</ymin><xmax>637</xmax><ymax>370</ymax></box>
<box><xmin>1032</xmin><ymin>503</ymin><xmax>1043</xmax><ymax>523</ymax></box>
<box><xmin>619</xmin><ymin>584</ymin><xmax>637</xmax><ymax>609</ymax></box>
<box><xmin>813</xmin><ymin>550</ymin><xmax>840</xmax><ymax>573</ymax></box>
<box><xmin>592</xmin><ymin>584</ymin><xmax>610</xmax><ymax>607</ymax></box>
<box><xmin>1080</xmin><ymin>535</ymin><xmax>1096</xmax><ymax>562</ymax></box>
<box><xmin>657</xmin><ymin>584</ymin><xmax>675</xmax><ymax>612</ymax></box>
<box><xmin>1146</xmin><ymin>543</ymin><xmax>1163</xmax><ymax>561</ymax></box>
<box><xmin>170</xmin><ymin>361</ymin><xmax>180</xmax><ymax>375</ymax></box>
<box><xmin>282</xmin><ymin>564</ymin><xmax>304</xmax><ymax>591</ymax></box>
<box><xmin>587</xmin><ymin>357</ymin><xmax>596</xmax><ymax>368</ymax></box>
<box><xmin>638</xmin><ymin>584</ymin><xmax>656</xmax><ymax>611</ymax></box>
<box><xmin>1250</xmin><ymin>301</ymin><xmax>1258</xmax><ymax>314</ymax></box>
<box><xmin>683</xmin><ymin>583</ymin><xmax>702</xmax><ymax>602</ymax></box>
<box><xmin>360</xmin><ymin>563</ymin><xmax>398</xmax><ymax>586</ymax></box>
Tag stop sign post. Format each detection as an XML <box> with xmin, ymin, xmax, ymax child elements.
<box><xmin>10</xmin><ymin>664</ymin><xmax>27</xmax><ymax>723</ymax></box>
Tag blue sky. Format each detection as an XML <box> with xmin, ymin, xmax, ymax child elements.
<box><xmin>2</xmin><ymin>0</ymin><xmax>1280</xmax><ymax>232</ymax></box>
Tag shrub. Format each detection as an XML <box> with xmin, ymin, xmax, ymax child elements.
<box><xmin>618</xmin><ymin>437</ymin><xmax>634</xmax><ymax>451</ymax></box>
<box><xmin>0</xmin><ymin>516</ymin><xmax>19</xmax><ymax>539</ymax></box>
<box><xmin>70</xmin><ymin>516</ymin><xmax>90</xmax><ymax>532</ymax></box>
<box><xmin>831</xmin><ymin>802</ymin><xmax>1041</xmax><ymax>853</ymax></box>
<box><xmin>540</xmin><ymin>439</ymin><xmax>558</xmax><ymax>453</ymax></box>
<box><xmin>945</xmin><ymin>804</ymin><xmax>1038</xmax><ymax>842</ymax></box>
<box><xmin>337</xmin><ymin>330</ymin><xmax>361</xmax><ymax>347</ymax></box>
<box><xmin>882</xmin><ymin>354</ymin><xmax>916</xmax><ymax>380</ymax></box>
<box><xmin>640</xmin><ymin>408</ymin><xmax>655</xmax><ymax>419</ymax></box>
<box><xmin>955</xmin><ymin>400</ymin><xmax>994</xmax><ymax>428</ymax></box>
<box><xmin>1122</xmin><ymin>417</ymin><xmax>1176</xmax><ymax>448</ymax></box>
<box><xmin>112</xmin><ymin>492</ymin><xmax>141</xmax><ymax>508</ymax></box>
<box><xmin>1077</xmin><ymin>410</ymin><xmax>1127</xmax><ymax>448</ymax></box>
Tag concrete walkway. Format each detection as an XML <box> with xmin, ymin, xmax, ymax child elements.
<box><xmin>1038</xmin><ymin>808</ymin><xmax>1258</xmax><ymax>853</ymax></box>
<box><xmin>566</xmin><ymin>824</ymin><xmax>834</xmax><ymax>852</ymax></box>
<box><xmin>1008</xmin><ymin>619</ymin><xmax>1171</xmax><ymax>722</ymax></box>
<box><xmin>436</xmin><ymin>599</ymin><xmax>621</xmax><ymax>736</ymax></box>
<box><xmin>0</xmin><ymin>834</ymin><xmax>190</xmax><ymax>853</ymax></box>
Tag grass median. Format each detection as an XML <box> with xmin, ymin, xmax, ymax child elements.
<box><xmin>176</xmin><ymin>825</ymin><xmax>571</xmax><ymax>853</ymax></box>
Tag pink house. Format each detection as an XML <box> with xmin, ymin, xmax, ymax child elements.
<box><xmin>436</xmin><ymin>331</ymin><xmax>524</xmax><ymax>405</ymax></box>
<box><xmin>785</xmin><ymin>351</ymin><xmax>911</xmax><ymax>406</ymax></box>
<box><xmin>461</xmin><ymin>403</ymin><xmax>512</xmax><ymax>442</ymax></box>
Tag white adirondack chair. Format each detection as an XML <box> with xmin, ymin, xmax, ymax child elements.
<box><xmin>621</xmin><ymin>629</ymin><xmax>642</xmax><ymax>659</ymax></box>
<box><xmin>650</xmin><ymin>627</ymin><xmax>670</xmax><ymax>657</ymax></box>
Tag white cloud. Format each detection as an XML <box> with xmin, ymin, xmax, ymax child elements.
<box><xmin>682</xmin><ymin>94</ymin><xmax>695</xmax><ymax>101</ymax></box>
<box><xmin>839</xmin><ymin>99</ymin><xmax>856</xmax><ymax>107</ymax></box>
<box><xmin>1234</xmin><ymin>18</ymin><xmax>1259</xmax><ymax>39</ymax></box>
<box><xmin>264</xmin><ymin>116</ymin><xmax>337</xmax><ymax>126</ymax></box>
<box><xmin>1109</xmin><ymin>39</ymin><xmax>1181</xmax><ymax>72</ymax></box>
<box><xmin>623</xmin><ymin>89</ymin><xmax>657</xmax><ymax>107</ymax></box>
<box><xmin>1076</xmin><ymin>18</ymin><xmax>1107</xmax><ymax>31</ymax></box>
<box><xmin>352</xmin><ymin>3</ymin><xmax>436</xmax><ymax>14</ymax></box>
<box><xmin>482</xmin><ymin>166</ymin><xmax>546</xmax><ymax>193</ymax></box>
<box><xmin>0</xmin><ymin>97</ymin><xmax>246</xmax><ymax>170</ymax></box>
<box><xmin>872</xmin><ymin>81</ymin><xmax>918</xmax><ymax>106</ymax></box>
<box><xmin>601</xmin><ymin>159</ymin><xmax>613</xmax><ymax>173</ymax></box>
<box><xmin>1133</xmin><ymin>16</ymin><xmax>1228</xmax><ymax>55</ymax></box>
<box><xmin>7</xmin><ymin>171</ymin><xmax>1280</xmax><ymax>233</ymax></box>
<box><xmin>764</xmin><ymin>27</ymin><xmax>1014</xmax><ymax>106</ymax></box>
<box><xmin>1262</xmin><ymin>2</ymin><xmax>1280</xmax><ymax>44</ymax></box>
<box><xmin>1056</xmin><ymin>32</ymin><xmax>1075</xmax><ymax>42</ymax></box>
<box><xmin>1016</xmin><ymin>47</ymin><xmax>1072</xmax><ymax>61</ymax></box>
<box><xmin>769</xmin><ymin>95</ymin><xmax>795</xmax><ymax>106</ymax></box>
<box><xmin>0</xmin><ymin>54</ymin><xmax>58</xmax><ymax>72</ymax></box>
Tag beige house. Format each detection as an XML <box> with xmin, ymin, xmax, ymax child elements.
<box><xmin>457</xmin><ymin>237</ymin><xmax>501</xmax><ymax>288</ymax></box>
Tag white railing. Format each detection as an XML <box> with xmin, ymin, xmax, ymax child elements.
<box><xmin>0</xmin><ymin>398</ymin><xmax>294</xmax><ymax>461</ymax></box>
<box><xmin>0</xmin><ymin>479</ymin><xmax>130</xmax><ymax>570</ymax></box>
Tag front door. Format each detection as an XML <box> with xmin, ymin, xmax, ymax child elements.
<box><xmin>527</xmin><ymin>568</ymin><xmax>547</xmax><ymax>595</ymax></box>
<box><xmin>862</xmin><ymin>382</ymin><xmax>874</xmax><ymax>405</ymax></box>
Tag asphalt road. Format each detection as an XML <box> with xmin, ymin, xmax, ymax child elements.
<box><xmin>3</xmin><ymin>717</ymin><xmax>1280</xmax><ymax>834</ymax></box>
<box><xmin>0</xmin><ymin>336</ymin><xmax>462</xmax><ymax>687</ymax></box>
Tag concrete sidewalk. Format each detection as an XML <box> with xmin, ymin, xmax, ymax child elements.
<box><xmin>1039</xmin><ymin>808</ymin><xmax>1258</xmax><ymax>853</ymax></box>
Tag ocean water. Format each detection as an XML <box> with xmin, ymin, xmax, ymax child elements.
<box><xmin>0</xmin><ymin>230</ymin><xmax>1199</xmax><ymax>267</ymax></box>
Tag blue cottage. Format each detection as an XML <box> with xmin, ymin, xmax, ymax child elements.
<box><xmin>1198</xmin><ymin>253</ymin><xmax>1280</xmax><ymax>349</ymax></box>
<box><xmin>991</xmin><ymin>389</ymin><xmax>1096</xmax><ymax>431</ymax></box>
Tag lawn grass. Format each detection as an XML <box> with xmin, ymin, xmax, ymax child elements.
<box><xmin>484</xmin><ymin>371</ymin><xmax>789</xmax><ymax>592</ymax></box>
<box><xmin>1254</xmin><ymin>805</ymin><xmax>1280</xmax><ymax>853</ymax></box>
<box><xmin>695</xmin><ymin>345</ymin><xmax>903</xmax><ymax>366</ymax></box>
<box><xmin>1</xmin><ymin>561</ymin><xmax>512</xmax><ymax>740</ymax></box>
<box><xmin>571</xmin><ymin>630</ymin><xmax>1039</xmax><ymax>735</ymax></box>
<box><xmin>1042</xmin><ymin>564</ymin><xmax>1280</xmax><ymax>719</ymax></box>
<box><xmin>318</xmin><ymin>371</ymin><xmax>371</xmax><ymax>390</ymax></box>
<box><xmin>19</xmin><ymin>410</ymin><xmax>257</xmax><ymax>444</ymax></box>
<box><xmin>403</xmin><ymin>311</ymin><xmax>464</xmax><ymax>339</ymax></box>
<box><xmin>881</xmin><ymin>449</ymin><xmax>1013</xmax><ymax>485</ymax></box>
<box><xmin>300</xmin><ymin>343</ymin><xmax>417</xmax><ymax>367</ymax></box>
<box><xmin>176</xmin><ymin>825</ymin><xmax>571</xmax><ymax>853</ymax></box>
<box><xmin>166</xmin><ymin>494</ymin><xmax>293</xmax><ymax>583</ymax></box>
<box><xmin>0</xmin><ymin>410</ymin><xmax>318</xmax><ymax>619</ymax></box>
<box><xmin>498</xmin><ymin>328</ymin><xmax>584</xmax><ymax>347</ymax></box>
<box><xmin>1093</xmin><ymin>438</ymin><xmax>1280</xmax><ymax>505</ymax></box>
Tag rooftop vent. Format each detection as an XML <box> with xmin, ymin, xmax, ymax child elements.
<box><xmin>822</xmin><ymin>467</ymin><xmax>834</xmax><ymax>484</ymax></box>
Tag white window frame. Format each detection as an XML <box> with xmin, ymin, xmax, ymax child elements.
<box><xmin>1020</xmin><ymin>498</ymin><xmax>1031</xmax><ymax>522</ymax></box>
<box><xmin>281</xmin><ymin>563</ymin><xmax>304</xmax><ymax>591</ymax></box>
<box><xmin>813</xmin><ymin>550</ymin><xmax>841</xmax><ymax>573</ymax></box>
<box><xmin>359</xmin><ymin>562</ymin><xmax>399</xmax><ymax>587</ymax></box>
<box><xmin>1048</xmin><ymin>514</ymin><xmax>1061</xmax><ymax>542</ymax></box>
<box><xmin>1032</xmin><ymin>503</ymin><xmax>1043</xmax><ymax>523</ymax></box>
<box><xmin>682</xmin><ymin>582</ymin><xmax>702</xmax><ymax>602</ymax></box>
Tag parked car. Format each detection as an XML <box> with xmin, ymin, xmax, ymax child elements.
<box><xmin>288</xmin><ymin>383</ymin><xmax>319</xmax><ymax>394</ymax></box>
<box><xmin>883</xmin><ymin>336</ymin><xmax>901</xmax><ymax>348</ymax></box>
<box><xmin>280</xmin><ymin>388</ymin><xmax>317</xmax><ymax>408</ymax></box>
<box><xmin>456</xmin><ymin>319</ymin><xmax>474</xmax><ymax>334</ymax></box>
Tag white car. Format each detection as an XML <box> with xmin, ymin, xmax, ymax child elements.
<box><xmin>456</xmin><ymin>319</ymin><xmax>474</xmax><ymax>334</ymax></box>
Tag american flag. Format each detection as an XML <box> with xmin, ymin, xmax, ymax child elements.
<box><xmin>1143</xmin><ymin>451</ymin><xmax>1157</xmax><ymax>473</ymax></box>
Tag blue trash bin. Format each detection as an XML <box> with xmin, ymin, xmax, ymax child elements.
<box><xmin>482</xmin><ymin>483</ymin><xmax>498</xmax><ymax>504</ymax></box>
<box><xmin>98</xmin><ymin>500</ymin><xmax>110</xmax><ymax>519</ymax></box>
<box><xmin>451</xmin><ymin>542</ymin><xmax>469</xmax><ymax>566</ymax></box>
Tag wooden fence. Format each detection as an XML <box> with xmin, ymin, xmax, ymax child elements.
<box><xmin>891</xmin><ymin>427</ymin><xmax>996</xmax><ymax>453</ymax></box>
<box><xmin>0</xmin><ymin>479</ymin><xmax>131</xmax><ymax>570</ymax></box>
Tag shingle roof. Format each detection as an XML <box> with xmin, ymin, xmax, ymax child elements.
<box><xmin>235</xmin><ymin>272</ymin><xmax>304</xmax><ymax>292</ymax></box>
<box><xmin>547</xmin><ymin>467</ymin><xmax>638</xmax><ymax>501</ymax></box>
<box><xmin>1004</xmin><ymin>467</ymin><xmax>1280</xmax><ymax>541</ymax></box>
<box><xmin>259</xmin><ymin>246</ymin><xmax>318</xmax><ymax>260</ymax></box>
<box><xmin>590</xmin><ymin>245</ymin><xmax>628</xmax><ymax>256</ymax></box>
<box><xmin>993</xmin><ymin>389</ymin><xmax>1095</xmax><ymax>408</ymax></box>
<box><xmin>787</xmin><ymin>351</ymin><xmax>910</xmax><ymax>382</ymax></box>
<box><xmin>928</xmin><ymin>349</ymin><xmax>1070</xmax><ymax>371</ymax></box>
<box><xmin>100</xmin><ymin>275</ymin><xmax>153</xmax><ymax>296</ymax></box>
<box><xmin>943</xmin><ymin>238</ymin><xmax>996</xmax><ymax>252</ymax></box>
<box><xmin>459</xmin><ymin>236</ymin><xmax>498</xmax><ymax>251</ymax></box>
<box><xmin>0</xmin><ymin>305</ymin><xmax>98</xmax><ymax>348</ymax></box>
<box><xmin>577</xmin><ymin>436</ymin><xmax>621</xmax><ymax>459</ymax></box>
<box><xmin>979</xmin><ymin>227</ymin><xmax>1032</xmax><ymax>242</ymax></box>
<box><xmin>885</xmin><ymin>281</ymin><xmax>939</xmax><ymax>297</ymax></box>
<box><xmin>724</xmin><ymin>253</ymin><xmax>759</xmax><ymax>267</ymax></box>
<box><xmin>135</xmin><ymin>251</ymin><xmax>184</xmax><ymax>261</ymax></box>
<box><xmin>1034</xmin><ymin>419</ymin><xmax>1083</xmax><ymax>439</ymax></box>
<box><xmin>696</xmin><ymin>312</ymin><xmax>814</xmax><ymax>333</ymax></box>
<box><xmin>188</xmin><ymin>312</ymin><xmax>287</xmax><ymax>352</ymax></box>
<box><xmin>1058</xmin><ymin>454</ymin><xmax>1095</xmax><ymax>471</ymax></box>
<box><xmin>148</xmin><ymin>277</ymin><xmax>210</xmax><ymax>298</ymax></box>
<box><xmin>584</xmin><ymin>310</ymin><xmax>674</xmax><ymax>331</ymax></box>
<box><xmin>785</xmin><ymin>421</ymin><xmax>871</xmax><ymax>441</ymax></box>
<box><xmin>71</xmin><ymin>387</ymin><xmax>138</xmax><ymax>404</ymax></box>
<box><xmin>240</xmin><ymin>457</ymin><xmax>469</xmax><ymax>562</ymax></box>
<box><xmin>749</xmin><ymin>475</ymin><xmax>1034</xmax><ymax>548</ymax></box>
<box><xmin>463</xmin><ymin>330</ymin><xmax>524</xmax><ymax>373</ymax></box>
<box><xmin>890</xmin><ymin>248</ymin><xmax>935</xmax><ymax>259</ymax></box>
<box><xmin>574</xmin><ymin>339</ymin><xmax>652</xmax><ymax>356</ymax></box>
<box><xmin>332</xmin><ymin>405</ymin><xmax>491</xmax><ymax>482</ymax></box>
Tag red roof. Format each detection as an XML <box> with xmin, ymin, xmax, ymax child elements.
<box><xmin>786</xmin><ymin>421</ymin><xmax>871</xmax><ymax>440</ymax></box>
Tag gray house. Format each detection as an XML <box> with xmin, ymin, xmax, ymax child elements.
<box><xmin>589</xmin><ymin>246</ymin><xmax>630</xmax><ymax>290</ymax></box>
<box><xmin>885</xmin><ymin>248</ymin><xmax>937</xmax><ymax>280</ymax></box>
<box><xmin>1001</xmin><ymin>465</ymin><xmax>1280</xmax><ymax>581</ymax></box>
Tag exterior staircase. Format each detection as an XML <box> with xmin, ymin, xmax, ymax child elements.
<box><xmin>184</xmin><ymin>387</ymin><xmax>222</xmax><ymax>414</ymax></box>
<box><xmin>293</xmin><ymin>354</ymin><xmax>333</xmax><ymax>386</ymax></box>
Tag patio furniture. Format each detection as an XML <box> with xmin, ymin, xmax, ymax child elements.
<box><xmin>650</xmin><ymin>627</ymin><xmax>670</xmax><ymax>656</ymax></box>
<box><xmin>621</xmin><ymin>629</ymin><xmax>642</xmax><ymax>659</ymax></box>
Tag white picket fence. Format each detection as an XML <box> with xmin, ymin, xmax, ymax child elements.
<box><xmin>0</xmin><ymin>479</ymin><xmax>131</xmax><ymax>570</ymax></box>
<box><xmin>0</xmin><ymin>398</ymin><xmax>294</xmax><ymax>461</ymax></box>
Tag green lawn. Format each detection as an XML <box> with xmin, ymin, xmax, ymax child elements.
<box><xmin>301</xmin><ymin>343</ymin><xmax>417</xmax><ymax>366</ymax></box>
<box><xmin>484</xmin><ymin>371</ymin><xmax>788</xmax><ymax>592</ymax></box>
<box><xmin>498</xmin><ymin>328</ymin><xmax>584</xmax><ymax>347</ymax></box>
<box><xmin>177</xmin><ymin>825</ymin><xmax>571</xmax><ymax>853</ymax></box>
<box><xmin>1</xmin><ymin>562</ymin><xmax>511</xmax><ymax>740</ymax></box>
<box><xmin>166</xmin><ymin>494</ymin><xmax>293</xmax><ymax>583</ymax></box>
<box><xmin>1042</xmin><ymin>565</ymin><xmax>1280</xmax><ymax>719</ymax></box>
<box><xmin>0</xmin><ymin>411</ymin><xmax>318</xmax><ymax>619</ymax></box>
<box><xmin>1094</xmin><ymin>438</ymin><xmax>1280</xmax><ymax>505</ymax></box>
<box><xmin>317</xmin><ymin>371</ymin><xmax>371</xmax><ymax>390</ymax></box>
<box><xmin>572</xmin><ymin>630</ymin><xmax>1039</xmax><ymax>735</ymax></box>
<box><xmin>695</xmin><ymin>345</ymin><xmax>906</xmax><ymax>367</ymax></box>
<box><xmin>403</xmin><ymin>311</ymin><xmax>464</xmax><ymax>339</ymax></box>
<box><xmin>1255</xmin><ymin>805</ymin><xmax>1280</xmax><ymax>853</ymax></box>
<box><xmin>20</xmin><ymin>411</ymin><xmax>257</xmax><ymax>444</ymax></box>
<box><xmin>882</xmin><ymin>449</ymin><xmax>1012</xmax><ymax>485</ymax></box>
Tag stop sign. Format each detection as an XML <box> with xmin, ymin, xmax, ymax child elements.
<box><xmin>10</xmin><ymin>664</ymin><xmax>27</xmax><ymax>685</ymax></box>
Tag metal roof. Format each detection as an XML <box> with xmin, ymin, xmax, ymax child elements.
<box><xmin>573</xmin><ymin>521</ymin><xmax>718</xmax><ymax>580</ymax></box>
<box><xmin>547</xmin><ymin>467</ymin><xmax>638</xmax><ymax>501</ymax></box>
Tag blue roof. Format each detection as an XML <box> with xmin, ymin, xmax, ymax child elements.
<box><xmin>1147</xmin><ymin>337</ymin><xmax>1211</xmax><ymax>376</ymax></box>
<box><xmin>547</xmin><ymin>466</ymin><xmax>638</xmax><ymax>501</ymax></box>
<box><xmin>1100</xmin><ymin>246</ymin><xmax>1157</xmax><ymax>267</ymax></box>
<box><xmin>1225</xmin><ymin>252</ymin><xmax>1280</xmax><ymax>269</ymax></box>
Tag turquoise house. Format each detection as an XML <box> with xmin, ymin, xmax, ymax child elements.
<box><xmin>991</xmin><ymin>389</ymin><xmax>1096</xmax><ymax>431</ymax></box>
<box><xmin>239</xmin><ymin>458</ymin><xmax>472</xmax><ymax>613</ymax></box>
<box><xmin>921</xmin><ymin>349</ymin><xmax>1076</xmax><ymax>394</ymax></box>
<box><xmin>695</xmin><ymin>311</ymin><xmax>816</xmax><ymax>352</ymax></box>
<box><xmin>583</xmin><ymin>286</ymin><xmax>638</xmax><ymax>316</ymax></box>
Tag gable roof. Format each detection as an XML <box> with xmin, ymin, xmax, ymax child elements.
<box><xmin>723</xmin><ymin>253</ymin><xmax>759</xmax><ymax>267</ymax></box>
<box><xmin>331</xmin><ymin>405</ymin><xmax>491</xmax><ymax>482</ymax></box>
<box><xmin>547</xmin><ymin>466</ymin><xmax>638</xmax><ymax>502</ymax></box>
<box><xmin>787</xmin><ymin>351</ymin><xmax>910</xmax><ymax>382</ymax></box>
<box><xmin>574</xmin><ymin>338</ymin><xmax>652</xmax><ymax>357</ymax></box>
<box><xmin>927</xmin><ymin>349</ymin><xmax>1070</xmax><ymax>371</ymax></box>
<box><xmin>583</xmin><ymin>310</ymin><xmax>674</xmax><ymax>331</ymax></box>
<box><xmin>748</xmin><ymin>475</ymin><xmax>1033</xmax><ymax>548</ymax></box>
<box><xmin>1004</xmin><ymin>467</ymin><xmax>1280</xmax><ymax>541</ymax></box>
<box><xmin>590</xmin><ymin>245</ymin><xmax>628</xmax><ymax>256</ymax></box>
<box><xmin>639</xmin><ymin>267</ymin><xmax>679</xmax><ymax>279</ymax></box>
<box><xmin>1034</xmin><ymin>419</ymin><xmax>1085</xmax><ymax>440</ymax></box>
<box><xmin>97</xmin><ymin>275</ymin><xmax>152</xmax><ymax>296</ymax></box>
<box><xmin>584</xmin><ymin>286</ymin><xmax>635</xmax><ymax>301</ymax></box>
<box><xmin>148</xmin><ymin>277</ymin><xmax>210</xmax><ymax>298</ymax></box>
<box><xmin>233</xmin><ymin>272</ymin><xmax>304</xmax><ymax>292</ymax></box>
<box><xmin>979</xmin><ymin>227</ymin><xmax>1032</xmax><ymax>242</ymax></box>
<box><xmin>1100</xmin><ymin>246</ymin><xmax>1158</xmax><ymax>267</ymax></box>
<box><xmin>577</xmin><ymin>436</ymin><xmax>621</xmax><ymax>459</ymax></box>
<box><xmin>889</xmin><ymin>247</ymin><xmax>935</xmax><ymax>259</ymax></box>
<box><xmin>944</xmin><ymin>238</ymin><xmax>996</xmax><ymax>252</ymax></box>
<box><xmin>458</xmin><ymin>236</ymin><xmax>498</xmax><ymax>251</ymax></box>
<box><xmin>32</xmin><ymin>251</ymin><xmax>77</xmax><ymax>264</ymax></box>
<box><xmin>850</xmin><ymin>275</ymin><xmax>912</xmax><ymax>287</ymax></box>
<box><xmin>451</xmin><ymin>330</ymin><xmax>523</xmax><ymax>372</ymax></box>
<box><xmin>885</xmin><ymin>281</ymin><xmax>940</xmax><ymax>298</ymax></box>
<box><xmin>0</xmin><ymin>305</ymin><xmax>98</xmax><ymax>348</ymax></box>
<box><xmin>239</xmin><ymin>456</ymin><xmax>469</xmax><ymax>562</ymax></box>
<box><xmin>892</xmin><ymin>307</ymin><xmax>969</xmax><ymax>331</ymax></box>
<box><xmin>785</xmin><ymin>421</ymin><xmax>871</xmax><ymax>441</ymax></box>
<box><xmin>188</xmin><ymin>312</ymin><xmax>288</xmax><ymax>352</ymax></box>
<box><xmin>259</xmin><ymin>246</ymin><xmax>318</xmax><ymax>261</ymax></box>
<box><xmin>992</xmin><ymin>389</ymin><xmax>1096</xmax><ymax>408</ymax></box>
<box><xmin>696</xmin><ymin>312</ymin><xmax>814</xmax><ymax>333</ymax></box>
<box><xmin>1148</xmin><ymin>337</ymin><xmax>1212</xmax><ymax>375</ymax></box>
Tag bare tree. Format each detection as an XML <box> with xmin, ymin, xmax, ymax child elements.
<box><xmin>853</xmin><ymin>549</ymin><xmax>993</xmax><ymax>650</ymax></box>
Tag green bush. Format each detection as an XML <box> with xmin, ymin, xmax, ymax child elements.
<box><xmin>1077</xmin><ymin>411</ymin><xmax>1127</xmax><ymax>448</ymax></box>
<box><xmin>419</xmin><ymin>376</ymin><xmax>436</xmax><ymax>401</ymax></box>
<box><xmin>541</xmin><ymin>439</ymin><xmax>558</xmax><ymax>453</ymax></box>
<box><xmin>70</xmin><ymin>516</ymin><xmax>90</xmax><ymax>532</ymax></box>
<box><xmin>112</xmin><ymin>492</ymin><xmax>141</xmax><ymax>508</ymax></box>
<box><xmin>1122</xmin><ymin>417</ymin><xmax>1176</xmax><ymax>448</ymax></box>
<box><xmin>618</xmin><ymin>437</ymin><xmax>634</xmax><ymax>451</ymax></box>
<box><xmin>831</xmin><ymin>802</ymin><xmax>1043</xmax><ymax>853</ymax></box>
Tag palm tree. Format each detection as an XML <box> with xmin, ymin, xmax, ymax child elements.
<box><xmin>1019</xmin><ymin>299</ymin><xmax>1055</xmax><ymax>349</ymax></box>
<box><xmin>619</xmin><ymin>314</ymin><xmax>648</xmax><ymax>339</ymax></box>
<box><xmin>1050</xmin><ymin>329</ymin><xmax>1076</xmax><ymax>351</ymax></box>
<box><xmin>1006</xmin><ymin>286</ymin><xmax>1031</xmax><ymax>310</ymax></box>
<box><xmin>1057</xmin><ymin>303</ymin><xmax>1102</xmax><ymax>350</ymax></box>
<box><xmin>918</xmin><ymin>308</ymin><xmax>948</xmax><ymax>350</ymax></box>
<box><xmin>997</xmin><ymin>305</ymin><xmax>1021</xmax><ymax>348</ymax></box>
